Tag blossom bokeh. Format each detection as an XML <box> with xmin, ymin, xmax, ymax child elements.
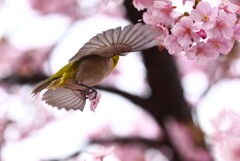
<box><xmin>1</xmin><ymin>0</ymin><xmax>240</xmax><ymax>161</ymax></box>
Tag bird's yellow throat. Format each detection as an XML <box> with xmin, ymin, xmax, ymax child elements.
<box><xmin>112</xmin><ymin>55</ymin><xmax>119</xmax><ymax>67</ymax></box>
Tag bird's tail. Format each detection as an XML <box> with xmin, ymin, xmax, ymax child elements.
<box><xmin>31</xmin><ymin>77</ymin><xmax>57</xmax><ymax>96</ymax></box>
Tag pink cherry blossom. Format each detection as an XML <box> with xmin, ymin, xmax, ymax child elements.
<box><xmin>185</xmin><ymin>42</ymin><xmax>219</xmax><ymax>64</ymax></box>
<box><xmin>171</xmin><ymin>17</ymin><xmax>201</xmax><ymax>48</ymax></box>
<box><xmin>190</xmin><ymin>1</ymin><xmax>218</xmax><ymax>30</ymax></box>
<box><xmin>155</xmin><ymin>24</ymin><xmax>169</xmax><ymax>47</ymax></box>
<box><xmin>132</xmin><ymin>0</ymin><xmax>154</xmax><ymax>11</ymax></box>
<box><xmin>136</xmin><ymin>0</ymin><xmax>240</xmax><ymax>62</ymax></box>
<box><xmin>196</xmin><ymin>29</ymin><xmax>207</xmax><ymax>39</ymax></box>
<box><xmin>165</xmin><ymin>35</ymin><xmax>183</xmax><ymax>55</ymax></box>
<box><xmin>219</xmin><ymin>2</ymin><xmax>240</xmax><ymax>14</ymax></box>
<box><xmin>153</xmin><ymin>0</ymin><xmax>180</xmax><ymax>26</ymax></box>
<box><xmin>207</xmin><ymin>37</ymin><xmax>234</xmax><ymax>55</ymax></box>
<box><xmin>143</xmin><ymin>0</ymin><xmax>180</xmax><ymax>27</ymax></box>
<box><xmin>142</xmin><ymin>12</ymin><xmax>159</xmax><ymax>26</ymax></box>
<box><xmin>233</xmin><ymin>22</ymin><xmax>240</xmax><ymax>40</ymax></box>
<box><xmin>210</xmin><ymin>10</ymin><xmax>237</xmax><ymax>39</ymax></box>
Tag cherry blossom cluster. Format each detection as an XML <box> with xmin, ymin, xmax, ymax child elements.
<box><xmin>133</xmin><ymin>0</ymin><xmax>240</xmax><ymax>63</ymax></box>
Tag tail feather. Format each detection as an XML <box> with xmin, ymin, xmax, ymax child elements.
<box><xmin>31</xmin><ymin>77</ymin><xmax>57</xmax><ymax>96</ymax></box>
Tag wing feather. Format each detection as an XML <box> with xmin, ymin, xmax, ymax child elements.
<box><xmin>103</xmin><ymin>29</ymin><xmax>114</xmax><ymax>45</ymax></box>
<box><xmin>69</xmin><ymin>23</ymin><xmax>161</xmax><ymax>62</ymax></box>
<box><xmin>121</xmin><ymin>23</ymin><xmax>142</xmax><ymax>44</ymax></box>
<box><xmin>95</xmin><ymin>34</ymin><xmax>110</xmax><ymax>46</ymax></box>
<box><xmin>124</xmin><ymin>23</ymin><xmax>148</xmax><ymax>44</ymax></box>
<box><xmin>42</xmin><ymin>88</ymin><xmax>86</xmax><ymax>111</ymax></box>
<box><xmin>117</xmin><ymin>25</ymin><xmax>132</xmax><ymax>43</ymax></box>
<box><xmin>112</xmin><ymin>27</ymin><xmax>121</xmax><ymax>44</ymax></box>
<box><xmin>88</xmin><ymin>36</ymin><xmax>105</xmax><ymax>45</ymax></box>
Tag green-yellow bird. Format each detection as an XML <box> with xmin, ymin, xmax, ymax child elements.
<box><xmin>32</xmin><ymin>23</ymin><xmax>160</xmax><ymax>111</ymax></box>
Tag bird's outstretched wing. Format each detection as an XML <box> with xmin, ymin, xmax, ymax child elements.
<box><xmin>69</xmin><ymin>23</ymin><xmax>160</xmax><ymax>62</ymax></box>
<box><xmin>42</xmin><ymin>87</ymin><xmax>86</xmax><ymax>111</ymax></box>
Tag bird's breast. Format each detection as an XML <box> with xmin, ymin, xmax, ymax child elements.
<box><xmin>74</xmin><ymin>55</ymin><xmax>115</xmax><ymax>86</ymax></box>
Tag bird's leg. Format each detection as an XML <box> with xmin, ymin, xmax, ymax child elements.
<box><xmin>79</xmin><ymin>83</ymin><xmax>97</xmax><ymax>100</ymax></box>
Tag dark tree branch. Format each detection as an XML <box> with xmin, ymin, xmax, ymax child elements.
<box><xmin>123</xmin><ymin>1</ymin><xmax>212</xmax><ymax>161</ymax></box>
<box><xmin>1</xmin><ymin>73</ymin><xmax>48</xmax><ymax>85</ymax></box>
<box><xmin>90</xmin><ymin>137</ymin><xmax>165</xmax><ymax>148</ymax></box>
<box><xmin>141</xmin><ymin>48</ymin><xmax>192</xmax><ymax>121</ymax></box>
<box><xmin>123</xmin><ymin>0</ymin><xmax>191</xmax><ymax>122</ymax></box>
<box><xmin>95</xmin><ymin>85</ymin><xmax>152</xmax><ymax>108</ymax></box>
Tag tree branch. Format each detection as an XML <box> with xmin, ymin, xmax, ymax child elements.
<box><xmin>95</xmin><ymin>86</ymin><xmax>151</xmax><ymax>108</ymax></box>
<box><xmin>123</xmin><ymin>1</ymin><xmax>212</xmax><ymax>161</ymax></box>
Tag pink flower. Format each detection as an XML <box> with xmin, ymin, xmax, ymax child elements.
<box><xmin>207</xmin><ymin>37</ymin><xmax>234</xmax><ymax>55</ymax></box>
<box><xmin>143</xmin><ymin>11</ymin><xmax>159</xmax><ymax>26</ymax></box>
<box><xmin>153</xmin><ymin>0</ymin><xmax>179</xmax><ymax>26</ymax></box>
<box><xmin>165</xmin><ymin>35</ymin><xmax>183</xmax><ymax>55</ymax></box>
<box><xmin>143</xmin><ymin>0</ymin><xmax>180</xmax><ymax>27</ymax></box>
<box><xmin>185</xmin><ymin>42</ymin><xmax>219</xmax><ymax>63</ymax></box>
<box><xmin>219</xmin><ymin>2</ymin><xmax>240</xmax><ymax>14</ymax></box>
<box><xmin>155</xmin><ymin>24</ymin><xmax>169</xmax><ymax>46</ymax></box>
<box><xmin>210</xmin><ymin>10</ymin><xmax>237</xmax><ymax>39</ymax></box>
<box><xmin>171</xmin><ymin>17</ymin><xmax>201</xmax><ymax>48</ymax></box>
<box><xmin>190</xmin><ymin>1</ymin><xmax>218</xmax><ymax>30</ymax></box>
<box><xmin>233</xmin><ymin>22</ymin><xmax>240</xmax><ymax>40</ymax></box>
<box><xmin>88</xmin><ymin>91</ymin><xmax>102</xmax><ymax>112</ymax></box>
<box><xmin>196</xmin><ymin>29</ymin><xmax>207</xmax><ymax>39</ymax></box>
<box><xmin>132</xmin><ymin>0</ymin><xmax>153</xmax><ymax>10</ymax></box>
<box><xmin>138</xmin><ymin>0</ymin><xmax>239</xmax><ymax>63</ymax></box>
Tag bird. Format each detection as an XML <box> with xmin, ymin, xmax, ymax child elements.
<box><xmin>32</xmin><ymin>23</ymin><xmax>160</xmax><ymax>111</ymax></box>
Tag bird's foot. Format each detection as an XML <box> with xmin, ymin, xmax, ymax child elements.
<box><xmin>79</xmin><ymin>84</ymin><xmax>101</xmax><ymax>112</ymax></box>
<box><xmin>79</xmin><ymin>83</ymin><xmax>97</xmax><ymax>100</ymax></box>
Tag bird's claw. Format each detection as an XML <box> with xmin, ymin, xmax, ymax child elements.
<box><xmin>77</xmin><ymin>83</ymin><xmax>101</xmax><ymax>112</ymax></box>
<box><xmin>88</xmin><ymin>91</ymin><xmax>102</xmax><ymax>112</ymax></box>
<box><xmin>79</xmin><ymin>83</ymin><xmax>97</xmax><ymax>99</ymax></box>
